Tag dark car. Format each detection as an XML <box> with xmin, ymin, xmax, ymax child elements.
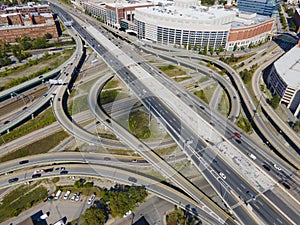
<box><xmin>32</xmin><ymin>173</ymin><xmax>42</xmax><ymax>178</ymax></box>
<box><xmin>8</xmin><ymin>178</ymin><xmax>19</xmax><ymax>183</ymax></box>
<box><xmin>128</xmin><ymin>177</ymin><xmax>137</xmax><ymax>183</ymax></box>
<box><xmin>19</xmin><ymin>160</ymin><xmax>29</xmax><ymax>165</ymax></box>
<box><xmin>60</xmin><ymin>170</ymin><xmax>68</xmax><ymax>175</ymax></box>
<box><xmin>262</xmin><ymin>164</ymin><xmax>271</xmax><ymax>171</ymax></box>
<box><xmin>281</xmin><ymin>182</ymin><xmax>290</xmax><ymax>190</ymax></box>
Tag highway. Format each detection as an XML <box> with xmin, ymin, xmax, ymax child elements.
<box><xmin>50</xmin><ymin>3</ymin><xmax>299</xmax><ymax>224</ymax></box>
<box><xmin>0</xmin><ymin>155</ymin><xmax>224</xmax><ymax>225</ymax></box>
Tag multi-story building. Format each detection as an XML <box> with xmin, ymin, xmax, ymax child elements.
<box><xmin>267</xmin><ymin>40</ymin><xmax>300</xmax><ymax>118</ymax></box>
<box><xmin>237</xmin><ymin>0</ymin><xmax>280</xmax><ymax>17</ymax></box>
<box><xmin>134</xmin><ymin>0</ymin><xmax>274</xmax><ymax>51</ymax></box>
<box><xmin>82</xmin><ymin>0</ymin><xmax>274</xmax><ymax>51</ymax></box>
<box><xmin>0</xmin><ymin>4</ymin><xmax>58</xmax><ymax>42</ymax></box>
<box><xmin>293</xmin><ymin>8</ymin><xmax>300</xmax><ymax>33</ymax></box>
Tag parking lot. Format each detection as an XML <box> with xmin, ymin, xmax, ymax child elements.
<box><xmin>2</xmin><ymin>191</ymin><xmax>94</xmax><ymax>225</ymax></box>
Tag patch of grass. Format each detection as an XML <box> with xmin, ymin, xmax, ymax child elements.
<box><xmin>237</xmin><ymin>117</ymin><xmax>252</xmax><ymax>133</ymax></box>
<box><xmin>0</xmin><ymin>185</ymin><xmax>48</xmax><ymax>222</ymax></box>
<box><xmin>0</xmin><ymin>130</ymin><xmax>68</xmax><ymax>162</ymax></box>
<box><xmin>174</xmin><ymin>76</ymin><xmax>191</xmax><ymax>82</ymax></box>
<box><xmin>193</xmin><ymin>90</ymin><xmax>209</xmax><ymax>104</ymax></box>
<box><xmin>69</xmin><ymin>95</ymin><xmax>89</xmax><ymax>115</ymax></box>
<box><xmin>158</xmin><ymin>64</ymin><xmax>187</xmax><ymax>77</ymax></box>
<box><xmin>97</xmin><ymin>133</ymin><xmax>118</xmax><ymax>140</ymax></box>
<box><xmin>99</xmin><ymin>89</ymin><xmax>127</xmax><ymax>105</ymax></box>
<box><xmin>154</xmin><ymin>145</ymin><xmax>177</xmax><ymax>155</ymax></box>
<box><xmin>52</xmin><ymin>177</ymin><xmax>60</xmax><ymax>183</ymax></box>
<box><xmin>218</xmin><ymin>91</ymin><xmax>229</xmax><ymax>117</ymax></box>
<box><xmin>198</xmin><ymin>76</ymin><xmax>210</xmax><ymax>83</ymax></box>
<box><xmin>103</xmin><ymin>79</ymin><xmax>119</xmax><ymax>90</ymax></box>
<box><xmin>0</xmin><ymin>108</ymin><xmax>56</xmax><ymax>144</ymax></box>
<box><xmin>129</xmin><ymin>110</ymin><xmax>151</xmax><ymax>139</ymax></box>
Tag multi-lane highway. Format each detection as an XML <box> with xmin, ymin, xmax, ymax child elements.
<box><xmin>50</xmin><ymin>2</ymin><xmax>299</xmax><ymax>224</ymax></box>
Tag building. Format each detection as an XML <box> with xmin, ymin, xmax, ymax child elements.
<box><xmin>82</xmin><ymin>0</ymin><xmax>274</xmax><ymax>51</ymax></box>
<box><xmin>293</xmin><ymin>8</ymin><xmax>300</xmax><ymax>33</ymax></box>
<box><xmin>227</xmin><ymin>12</ymin><xmax>274</xmax><ymax>50</ymax></box>
<box><xmin>0</xmin><ymin>4</ymin><xmax>58</xmax><ymax>42</ymax></box>
<box><xmin>237</xmin><ymin>0</ymin><xmax>280</xmax><ymax>17</ymax></box>
<box><xmin>267</xmin><ymin>40</ymin><xmax>300</xmax><ymax>118</ymax></box>
<box><xmin>82</xmin><ymin>1</ymin><xmax>153</xmax><ymax>31</ymax></box>
<box><xmin>134</xmin><ymin>0</ymin><xmax>274</xmax><ymax>51</ymax></box>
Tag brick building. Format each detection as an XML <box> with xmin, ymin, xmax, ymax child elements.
<box><xmin>0</xmin><ymin>4</ymin><xmax>58</xmax><ymax>42</ymax></box>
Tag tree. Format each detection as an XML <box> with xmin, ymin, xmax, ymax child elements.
<box><xmin>82</xmin><ymin>208</ymin><xmax>106</xmax><ymax>225</ymax></box>
<box><xmin>209</xmin><ymin>45</ymin><xmax>214</xmax><ymax>55</ymax></box>
<box><xmin>44</xmin><ymin>33</ymin><xmax>52</xmax><ymax>39</ymax></box>
<box><xmin>269</xmin><ymin>95</ymin><xmax>280</xmax><ymax>109</ymax></box>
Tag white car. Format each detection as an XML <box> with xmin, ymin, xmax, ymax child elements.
<box><xmin>70</xmin><ymin>194</ymin><xmax>76</xmax><ymax>201</ymax></box>
<box><xmin>247</xmin><ymin>153</ymin><xmax>256</xmax><ymax>160</ymax></box>
<box><xmin>88</xmin><ymin>194</ymin><xmax>95</xmax><ymax>205</ymax></box>
<box><xmin>63</xmin><ymin>191</ymin><xmax>71</xmax><ymax>200</ymax></box>
<box><xmin>219</xmin><ymin>172</ymin><xmax>226</xmax><ymax>180</ymax></box>
<box><xmin>273</xmin><ymin>164</ymin><xmax>282</xmax><ymax>171</ymax></box>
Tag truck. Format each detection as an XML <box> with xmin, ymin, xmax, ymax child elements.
<box><xmin>55</xmin><ymin>190</ymin><xmax>62</xmax><ymax>200</ymax></box>
<box><xmin>48</xmin><ymin>79</ymin><xmax>64</xmax><ymax>85</ymax></box>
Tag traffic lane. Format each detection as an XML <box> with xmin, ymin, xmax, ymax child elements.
<box><xmin>190</xmin><ymin>150</ymin><xmax>259</xmax><ymax>225</ymax></box>
<box><xmin>263</xmin><ymin>189</ymin><xmax>300</xmax><ymax>223</ymax></box>
<box><xmin>250</xmin><ymin>196</ymin><xmax>291</xmax><ymax>225</ymax></box>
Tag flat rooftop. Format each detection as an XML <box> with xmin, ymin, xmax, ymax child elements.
<box><xmin>137</xmin><ymin>5</ymin><xmax>236</xmax><ymax>21</ymax></box>
<box><xmin>275</xmin><ymin>43</ymin><xmax>300</xmax><ymax>89</ymax></box>
<box><xmin>231</xmin><ymin>12</ymin><xmax>273</xmax><ymax>28</ymax></box>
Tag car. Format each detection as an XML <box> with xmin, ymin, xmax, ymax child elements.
<box><xmin>60</xmin><ymin>167</ymin><xmax>65</xmax><ymax>171</ymax></box>
<box><xmin>262</xmin><ymin>164</ymin><xmax>271</xmax><ymax>171</ymax></box>
<box><xmin>43</xmin><ymin>93</ymin><xmax>48</xmax><ymax>97</ymax></box>
<box><xmin>132</xmin><ymin>159</ymin><xmax>137</xmax><ymax>163</ymax></box>
<box><xmin>247</xmin><ymin>153</ymin><xmax>257</xmax><ymax>160</ymax></box>
<box><xmin>19</xmin><ymin>160</ymin><xmax>29</xmax><ymax>164</ymax></box>
<box><xmin>219</xmin><ymin>172</ymin><xmax>226</xmax><ymax>180</ymax></box>
<box><xmin>57</xmin><ymin>98</ymin><xmax>61</xmax><ymax>101</ymax></box>
<box><xmin>88</xmin><ymin>194</ymin><xmax>95</xmax><ymax>205</ymax></box>
<box><xmin>281</xmin><ymin>182</ymin><xmax>290</xmax><ymax>190</ymax></box>
<box><xmin>32</xmin><ymin>173</ymin><xmax>42</xmax><ymax>178</ymax></box>
<box><xmin>63</xmin><ymin>190</ymin><xmax>71</xmax><ymax>200</ymax></box>
<box><xmin>128</xmin><ymin>177</ymin><xmax>137</xmax><ymax>183</ymax></box>
<box><xmin>273</xmin><ymin>164</ymin><xmax>282</xmax><ymax>171</ymax></box>
<box><xmin>3</xmin><ymin>120</ymin><xmax>10</xmax><ymax>124</ymax></box>
<box><xmin>39</xmin><ymin>75</ymin><xmax>43</xmax><ymax>78</ymax></box>
<box><xmin>75</xmin><ymin>192</ymin><xmax>81</xmax><ymax>201</ymax></box>
<box><xmin>60</xmin><ymin>170</ymin><xmax>68</xmax><ymax>175</ymax></box>
<box><xmin>5</xmin><ymin>171</ymin><xmax>14</xmax><ymax>175</ymax></box>
<box><xmin>233</xmin><ymin>132</ymin><xmax>241</xmax><ymax>139</ymax></box>
<box><xmin>8</xmin><ymin>177</ymin><xmax>19</xmax><ymax>183</ymax></box>
<box><xmin>70</xmin><ymin>194</ymin><xmax>76</xmax><ymax>201</ymax></box>
<box><xmin>246</xmin><ymin>191</ymin><xmax>256</xmax><ymax>200</ymax></box>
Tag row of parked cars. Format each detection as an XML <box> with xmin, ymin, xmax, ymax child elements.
<box><xmin>53</xmin><ymin>190</ymin><xmax>95</xmax><ymax>205</ymax></box>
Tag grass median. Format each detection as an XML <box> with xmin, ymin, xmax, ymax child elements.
<box><xmin>0</xmin><ymin>130</ymin><xmax>68</xmax><ymax>162</ymax></box>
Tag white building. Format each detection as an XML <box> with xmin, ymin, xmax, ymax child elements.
<box><xmin>268</xmin><ymin>41</ymin><xmax>300</xmax><ymax>118</ymax></box>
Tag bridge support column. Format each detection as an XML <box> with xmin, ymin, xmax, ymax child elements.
<box><xmin>67</xmin><ymin>89</ymin><xmax>70</xmax><ymax>95</ymax></box>
<box><xmin>31</xmin><ymin>114</ymin><xmax>34</xmax><ymax>119</ymax></box>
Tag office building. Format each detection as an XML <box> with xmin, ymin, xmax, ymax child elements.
<box><xmin>267</xmin><ymin>41</ymin><xmax>300</xmax><ymax>118</ymax></box>
<box><xmin>237</xmin><ymin>0</ymin><xmax>280</xmax><ymax>17</ymax></box>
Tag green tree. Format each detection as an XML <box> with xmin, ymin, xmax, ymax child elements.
<box><xmin>82</xmin><ymin>208</ymin><xmax>106</xmax><ymax>225</ymax></box>
<box><xmin>233</xmin><ymin>43</ymin><xmax>238</xmax><ymax>51</ymax></box>
<box><xmin>209</xmin><ymin>45</ymin><xmax>214</xmax><ymax>55</ymax></box>
<box><xmin>269</xmin><ymin>95</ymin><xmax>280</xmax><ymax>109</ymax></box>
<box><xmin>110</xmin><ymin>191</ymin><xmax>133</xmax><ymax>217</ymax></box>
<box><xmin>44</xmin><ymin>33</ymin><xmax>53</xmax><ymax>39</ymax></box>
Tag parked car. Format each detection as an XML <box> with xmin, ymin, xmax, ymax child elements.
<box><xmin>87</xmin><ymin>194</ymin><xmax>95</xmax><ymax>205</ymax></box>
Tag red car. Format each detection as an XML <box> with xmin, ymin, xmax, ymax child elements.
<box><xmin>234</xmin><ymin>132</ymin><xmax>241</xmax><ymax>139</ymax></box>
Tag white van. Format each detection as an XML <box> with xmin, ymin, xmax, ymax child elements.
<box><xmin>247</xmin><ymin>153</ymin><xmax>257</xmax><ymax>160</ymax></box>
<box><xmin>63</xmin><ymin>190</ymin><xmax>71</xmax><ymax>200</ymax></box>
<box><xmin>55</xmin><ymin>190</ymin><xmax>62</xmax><ymax>200</ymax></box>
